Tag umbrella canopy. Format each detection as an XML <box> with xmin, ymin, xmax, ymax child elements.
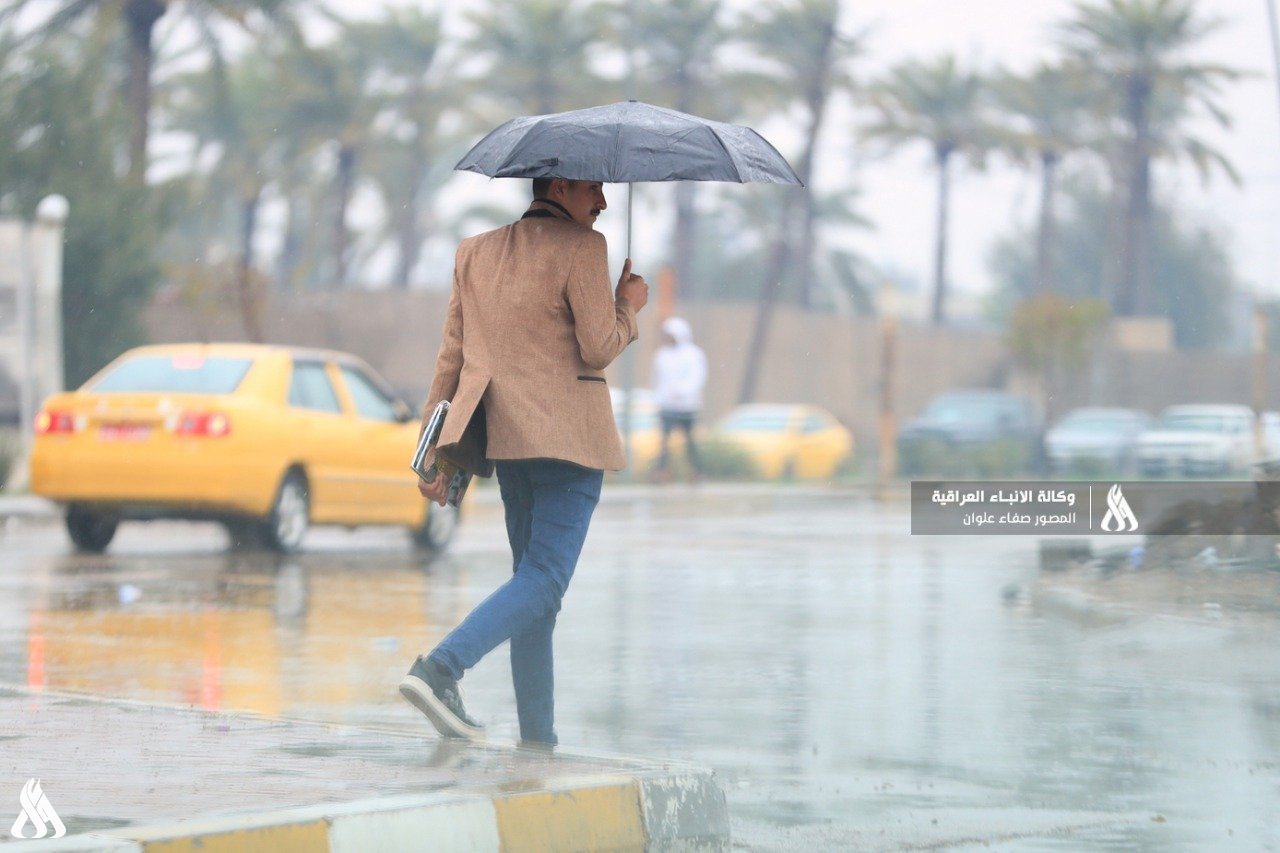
<box><xmin>455</xmin><ymin>100</ymin><xmax>803</xmax><ymax>186</ymax></box>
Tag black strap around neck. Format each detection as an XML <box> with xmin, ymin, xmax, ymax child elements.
<box><xmin>522</xmin><ymin>198</ymin><xmax>573</xmax><ymax>220</ymax></box>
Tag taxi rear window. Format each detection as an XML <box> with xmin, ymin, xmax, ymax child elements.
<box><xmin>91</xmin><ymin>355</ymin><xmax>253</xmax><ymax>394</ymax></box>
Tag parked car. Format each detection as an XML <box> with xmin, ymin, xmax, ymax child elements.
<box><xmin>1136</xmin><ymin>404</ymin><xmax>1258</xmax><ymax>477</ymax></box>
<box><xmin>898</xmin><ymin>389</ymin><xmax>1042</xmax><ymax>473</ymax></box>
<box><xmin>30</xmin><ymin>343</ymin><xmax>456</xmax><ymax>554</ymax></box>
<box><xmin>1044</xmin><ymin>407</ymin><xmax>1153</xmax><ymax>474</ymax></box>
<box><xmin>714</xmin><ymin>403</ymin><xmax>853</xmax><ymax>479</ymax></box>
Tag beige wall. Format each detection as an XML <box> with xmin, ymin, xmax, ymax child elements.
<box><xmin>144</xmin><ymin>291</ymin><xmax>1280</xmax><ymax>455</ymax></box>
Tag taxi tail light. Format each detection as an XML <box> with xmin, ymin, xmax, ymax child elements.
<box><xmin>35</xmin><ymin>409</ymin><xmax>78</xmax><ymax>434</ymax></box>
<box><xmin>175</xmin><ymin>411</ymin><xmax>232</xmax><ymax>437</ymax></box>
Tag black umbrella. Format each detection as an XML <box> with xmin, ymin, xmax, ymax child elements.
<box><xmin>454</xmin><ymin>100</ymin><xmax>803</xmax><ymax>256</ymax></box>
<box><xmin>456</xmin><ymin>100</ymin><xmax>802</xmax><ymax>185</ymax></box>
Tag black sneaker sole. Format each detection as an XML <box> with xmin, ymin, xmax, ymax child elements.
<box><xmin>398</xmin><ymin>674</ymin><xmax>484</xmax><ymax>741</ymax></box>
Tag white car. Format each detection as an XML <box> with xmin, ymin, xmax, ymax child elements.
<box><xmin>1136</xmin><ymin>404</ymin><xmax>1257</xmax><ymax>476</ymax></box>
<box><xmin>1045</xmin><ymin>407</ymin><xmax>1153</xmax><ymax>473</ymax></box>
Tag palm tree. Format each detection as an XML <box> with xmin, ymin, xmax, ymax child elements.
<box><xmin>5</xmin><ymin>0</ymin><xmax>309</xmax><ymax>182</ymax></box>
<box><xmin>460</xmin><ymin>0</ymin><xmax>611</xmax><ymax>117</ymax></box>
<box><xmin>263</xmin><ymin>27</ymin><xmax>389</xmax><ymax>289</ymax></box>
<box><xmin>1058</xmin><ymin>0</ymin><xmax>1239</xmax><ymax>316</ymax></box>
<box><xmin>165</xmin><ymin>44</ymin><xmax>297</xmax><ymax>340</ymax></box>
<box><xmin>734</xmin><ymin>0</ymin><xmax>864</xmax><ymax>402</ymax></box>
<box><xmin>864</xmin><ymin>54</ymin><xmax>990</xmax><ymax>325</ymax></box>
<box><xmin>620</xmin><ymin>0</ymin><xmax>733</xmax><ymax>301</ymax></box>
<box><xmin>990</xmin><ymin>63</ymin><xmax>1097</xmax><ymax>295</ymax></box>
<box><xmin>347</xmin><ymin>8</ymin><xmax>455</xmax><ymax>289</ymax></box>
<box><xmin>738</xmin><ymin>0</ymin><xmax>864</xmax><ymax>308</ymax></box>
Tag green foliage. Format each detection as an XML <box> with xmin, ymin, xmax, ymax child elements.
<box><xmin>694</xmin><ymin>436</ymin><xmax>760</xmax><ymax>480</ymax></box>
<box><xmin>1006</xmin><ymin>293</ymin><xmax>1110</xmax><ymax>372</ymax></box>
<box><xmin>632</xmin><ymin>435</ymin><xmax>760</xmax><ymax>481</ymax></box>
<box><xmin>0</xmin><ymin>33</ymin><xmax>160</xmax><ymax>386</ymax></box>
<box><xmin>988</xmin><ymin>180</ymin><xmax>1236</xmax><ymax>348</ymax></box>
<box><xmin>0</xmin><ymin>0</ymin><xmax>1254</xmax><ymax>383</ymax></box>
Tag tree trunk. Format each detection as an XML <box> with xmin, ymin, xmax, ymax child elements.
<box><xmin>334</xmin><ymin>145</ymin><xmax>356</xmax><ymax>288</ymax></box>
<box><xmin>237</xmin><ymin>190</ymin><xmax>264</xmax><ymax>343</ymax></box>
<box><xmin>794</xmin><ymin>19</ymin><xmax>834</xmax><ymax>310</ymax></box>
<box><xmin>1130</xmin><ymin>142</ymin><xmax>1154</xmax><ymax>316</ymax></box>
<box><xmin>393</xmin><ymin>148</ymin><xmax>428</xmax><ymax>290</ymax></box>
<box><xmin>1117</xmin><ymin>76</ymin><xmax>1153</xmax><ymax>316</ymax></box>
<box><xmin>123</xmin><ymin>0</ymin><xmax>166</xmax><ymax>183</ymax></box>
<box><xmin>794</xmin><ymin>122</ymin><xmax>821</xmax><ymax>310</ymax></box>
<box><xmin>671</xmin><ymin>79</ymin><xmax>698</xmax><ymax>301</ymax></box>
<box><xmin>1034</xmin><ymin>151</ymin><xmax>1059</xmax><ymax>295</ymax></box>
<box><xmin>737</xmin><ymin>200</ymin><xmax>797</xmax><ymax>404</ymax></box>
<box><xmin>276</xmin><ymin>194</ymin><xmax>302</xmax><ymax>293</ymax></box>
<box><xmin>930</xmin><ymin>146</ymin><xmax>953</xmax><ymax>325</ymax></box>
<box><xmin>672</xmin><ymin>181</ymin><xmax>697</xmax><ymax>300</ymax></box>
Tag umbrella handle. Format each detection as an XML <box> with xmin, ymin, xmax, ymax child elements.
<box><xmin>625</xmin><ymin>182</ymin><xmax>633</xmax><ymax>263</ymax></box>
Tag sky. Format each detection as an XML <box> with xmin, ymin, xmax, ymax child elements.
<box><xmin>244</xmin><ymin>1</ymin><xmax>1280</xmax><ymax>307</ymax></box>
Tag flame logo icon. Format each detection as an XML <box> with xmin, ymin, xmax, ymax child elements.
<box><xmin>10</xmin><ymin>779</ymin><xmax>66</xmax><ymax>839</ymax></box>
<box><xmin>1100</xmin><ymin>484</ymin><xmax>1139</xmax><ymax>532</ymax></box>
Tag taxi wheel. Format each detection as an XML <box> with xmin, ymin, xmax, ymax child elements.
<box><xmin>261</xmin><ymin>471</ymin><xmax>309</xmax><ymax>553</ymax></box>
<box><xmin>411</xmin><ymin>502</ymin><xmax>459</xmax><ymax>553</ymax></box>
<box><xmin>66</xmin><ymin>504</ymin><xmax>119</xmax><ymax>554</ymax></box>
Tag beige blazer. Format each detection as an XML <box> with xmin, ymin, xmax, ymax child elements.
<box><xmin>423</xmin><ymin>200</ymin><xmax>638</xmax><ymax>474</ymax></box>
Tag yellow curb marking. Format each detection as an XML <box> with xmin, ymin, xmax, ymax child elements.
<box><xmin>495</xmin><ymin>782</ymin><xmax>646</xmax><ymax>852</ymax></box>
<box><xmin>140</xmin><ymin>820</ymin><xmax>330</xmax><ymax>853</ymax></box>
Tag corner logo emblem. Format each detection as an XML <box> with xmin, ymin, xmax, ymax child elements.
<box><xmin>1100</xmin><ymin>484</ymin><xmax>1139</xmax><ymax>532</ymax></box>
<box><xmin>10</xmin><ymin>779</ymin><xmax>66</xmax><ymax>839</ymax></box>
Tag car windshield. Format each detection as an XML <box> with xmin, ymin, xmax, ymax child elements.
<box><xmin>1158</xmin><ymin>413</ymin><xmax>1230</xmax><ymax>432</ymax></box>
<box><xmin>1059</xmin><ymin>412</ymin><xmax>1134</xmax><ymax>432</ymax></box>
<box><xmin>922</xmin><ymin>397</ymin><xmax>1007</xmax><ymax>425</ymax></box>
<box><xmin>721</xmin><ymin>411</ymin><xmax>791</xmax><ymax>432</ymax></box>
<box><xmin>91</xmin><ymin>355</ymin><xmax>252</xmax><ymax>394</ymax></box>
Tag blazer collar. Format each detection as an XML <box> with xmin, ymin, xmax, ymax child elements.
<box><xmin>523</xmin><ymin>198</ymin><xmax>576</xmax><ymax>223</ymax></box>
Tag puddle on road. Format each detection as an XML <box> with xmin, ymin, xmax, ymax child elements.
<box><xmin>2</xmin><ymin>495</ymin><xmax>1278</xmax><ymax>848</ymax></box>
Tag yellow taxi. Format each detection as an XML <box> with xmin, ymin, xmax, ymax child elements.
<box><xmin>714</xmin><ymin>403</ymin><xmax>854</xmax><ymax>480</ymax></box>
<box><xmin>30</xmin><ymin>343</ymin><xmax>454</xmax><ymax>554</ymax></box>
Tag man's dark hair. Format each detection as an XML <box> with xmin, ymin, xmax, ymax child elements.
<box><xmin>532</xmin><ymin>178</ymin><xmax>553</xmax><ymax>199</ymax></box>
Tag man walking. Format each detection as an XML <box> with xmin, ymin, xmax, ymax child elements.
<box><xmin>651</xmin><ymin>316</ymin><xmax>707</xmax><ymax>482</ymax></box>
<box><xmin>400</xmin><ymin>177</ymin><xmax>648</xmax><ymax>746</ymax></box>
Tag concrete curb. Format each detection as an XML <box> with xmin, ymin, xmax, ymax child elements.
<box><xmin>0</xmin><ymin>494</ymin><xmax>58</xmax><ymax>521</ymax></box>
<box><xmin>6</xmin><ymin>770</ymin><xmax>728</xmax><ymax>852</ymax></box>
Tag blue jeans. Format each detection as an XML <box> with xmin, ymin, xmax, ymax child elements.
<box><xmin>429</xmin><ymin>459</ymin><xmax>603</xmax><ymax>745</ymax></box>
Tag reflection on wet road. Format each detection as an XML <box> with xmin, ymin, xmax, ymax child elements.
<box><xmin>2</xmin><ymin>487</ymin><xmax>1278</xmax><ymax>850</ymax></box>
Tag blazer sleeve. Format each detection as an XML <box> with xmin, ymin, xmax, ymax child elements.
<box><xmin>567</xmin><ymin>231</ymin><xmax>638</xmax><ymax>370</ymax></box>
<box><xmin>423</xmin><ymin>262</ymin><xmax>464</xmax><ymax>421</ymax></box>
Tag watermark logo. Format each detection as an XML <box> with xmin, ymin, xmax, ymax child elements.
<box><xmin>10</xmin><ymin>779</ymin><xmax>66</xmax><ymax>839</ymax></box>
<box><xmin>1100</xmin><ymin>484</ymin><xmax>1139</xmax><ymax>532</ymax></box>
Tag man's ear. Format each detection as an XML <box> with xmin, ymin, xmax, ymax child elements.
<box><xmin>547</xmin><ymin>178</ymin><xmax>567</xmax><ymax>199</ymax></box>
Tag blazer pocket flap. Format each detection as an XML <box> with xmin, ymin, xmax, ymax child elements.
<box><xmin>439</xmin><ymin>369</ymin><xmax>490</xmax><ymax>452</ymax></box>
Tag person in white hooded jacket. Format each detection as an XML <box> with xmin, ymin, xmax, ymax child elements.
<box><xmin>651</xmin><ymin>316</ymin><xmax>707</xmax><ymax>481</ymax></box>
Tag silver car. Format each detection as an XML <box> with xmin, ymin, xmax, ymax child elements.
<box><xmin>1136</xmin><ymin>404</ymin><xmax>1257</xmax><ymax>476</ymax></box>
<box><xmin>1045</xmin><ymin>407</ymin><xmax>1153</xmax><ymax>474</ymax></box>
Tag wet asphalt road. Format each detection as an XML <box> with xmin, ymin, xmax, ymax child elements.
<box><xmin>1</xmin><ymin>485</ymin><xmax>1278</xmax><ymax>850</ymax></box>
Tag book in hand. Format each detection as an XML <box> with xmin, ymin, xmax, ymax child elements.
<box><xmin>411</xmin><ymin>400</ymin><xmax>472</xmax><ymax>508</ymax></box>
